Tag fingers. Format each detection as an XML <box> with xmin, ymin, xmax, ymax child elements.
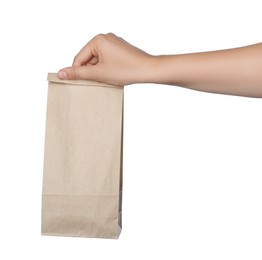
<box><xmin>72</xmin><ymin>33</ymin><xmax>117</xmax><ymax>66</ymax></box>
<box><xmin>57</xmin><ymin>33</ymin><xmax>129</xmax><ymax>82</ymax></box>
<box><xmin>72</xmin><ymin>34</ymin><xmax>103</xmax><ymax>66</ymax></box>
<box><xmin>72</xmin><ymin>42</ymin><xmax>96</xmax><ymax>66</ymax></box>
<box><xmin>73</xmin><ymin>48</ymin><xmax>94</xmax><ymax>66</ymax></box>
<box><xmin>88</xmin><ymin>56</ymin><xmax>99</xmax><ymax>65</ymax></box>
<box><xmin>57</xmin><ymin>35</ymin><xmax>104</xmax><ymax>80</ymax></box>
<box><xmin>57</xmin><ymin>65</ymin><xmax>97</xmax><ymax>80</ymax></box>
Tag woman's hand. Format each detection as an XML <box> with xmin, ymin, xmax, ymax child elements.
<box><xmin>58</xmin><ymin>33</ymin><xmax>262</xmax><ymax>97</ymax></box>
<box><xmin>58</xmin><ymin>33</ymin><xmax>154</xmax><ymax>86</ymax></box>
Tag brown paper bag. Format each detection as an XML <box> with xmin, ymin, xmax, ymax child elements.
<box><xmin>41</xmin><ymin>73</ymin><xmax>123</xmax><ymax>239</ymax></box>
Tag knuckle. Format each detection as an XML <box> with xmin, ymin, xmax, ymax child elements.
<box><xmin>106</xmin><ymin>32</ymin><xmax>115</xmax><ymax>37</ymax></box>
<box><xmin>71</xmin><ymin>67</ymin><xmax>79</xmax><ymax>79</ymax></box>
<box><xmin>94</xmin><ymin>32</ymin><xmax>116</xmax><ymax>43</ymax></box>
<box><xmin>94</xmin><ymin>33</ymin><xmax>105</xmax><ymax>41</ymax></box>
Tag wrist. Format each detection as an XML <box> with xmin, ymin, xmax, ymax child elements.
<box><xmin>142</xmin><ymin>55</ymin><xmax>177</xmax><ymax>85</ymax></box>
<box><xmin>134</xmin><ymin>55</ymin><xmax>164</xmax><ymax>84</ymax></box>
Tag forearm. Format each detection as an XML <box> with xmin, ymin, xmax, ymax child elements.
<box><xmin>58</xmin><ymin>34</ymin><xmax>262</xmax><ymax>98</ymax></box>
<box><xmin>148</xmin><ymin>43</ymin><xmax>262</xmax><ymax>97</ymax></box>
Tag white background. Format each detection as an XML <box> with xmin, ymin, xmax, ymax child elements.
<box><xmin>0</xmin><ymin>0</ymin><xmax>262</xmax><ymax>259</ymax></box>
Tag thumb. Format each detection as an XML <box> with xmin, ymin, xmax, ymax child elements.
<box><xmin>57</xmin><ymin>66</ymin><xmax>96</xmax><ymax>80</ymax></box>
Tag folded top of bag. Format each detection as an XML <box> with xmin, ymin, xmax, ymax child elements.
<box><xmin>48</xmin><ymin>73</ymin><xmax>123</xmax><ymax>89</ymax></box>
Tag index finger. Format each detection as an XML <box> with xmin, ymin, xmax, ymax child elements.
<box><xmin>72</xmin><ymin>38</ymin><xmax>97</xmax><ymax>66</ymax></box>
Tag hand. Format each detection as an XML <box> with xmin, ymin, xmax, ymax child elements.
<box><xmin>58</xmin><ymin>33</ymin><xmax>154</xmax><ymax>86</ymax></box>
<box><xmin>58</xmin><ymin>34</ymin><xmax>262</xmax><ymax>97</ymax></box>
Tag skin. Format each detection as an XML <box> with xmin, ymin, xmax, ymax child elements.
<box><xmin>58</xmin><ymin>33</ymin><xmax>262</xmax><ymax>98</ymax></box>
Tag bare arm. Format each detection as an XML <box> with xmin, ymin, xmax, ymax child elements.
<box><xmin>58</xmin><ymin>33</ymin><xmax>262</xmax><ymax>98</ymax></box>
<box><xmin>151</xmin><ymin>43</ymin><xmax>262</xmax><ymax>97</ymax></box>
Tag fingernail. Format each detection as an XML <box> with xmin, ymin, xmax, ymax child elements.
<box><xmin>58</xmin><ymin>70</ymin><xmax>68</xmax><ymax>79</ymax></box>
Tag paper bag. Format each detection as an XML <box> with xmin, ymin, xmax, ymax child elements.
<box><xmin>41</xmin><ymin>73</ymin><xmax>123</xmax><ymax>239</ymax></box>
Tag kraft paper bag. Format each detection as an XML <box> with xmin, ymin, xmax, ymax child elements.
<box><xmin>41</xmin><ymin>73</ymin><xmax>123</xmax><ymax>239</ymax></box>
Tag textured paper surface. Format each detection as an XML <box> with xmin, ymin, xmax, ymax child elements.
<box><xmin>41</xmin><ymin>73</ymin><xmax>123</xmax><ymax>239</ymax></box>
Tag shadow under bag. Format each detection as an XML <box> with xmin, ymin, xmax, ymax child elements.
<box><xmin>41</xmin><ymin>73</ymin><xmax>123</xmax><ymax>239</ymax></box>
